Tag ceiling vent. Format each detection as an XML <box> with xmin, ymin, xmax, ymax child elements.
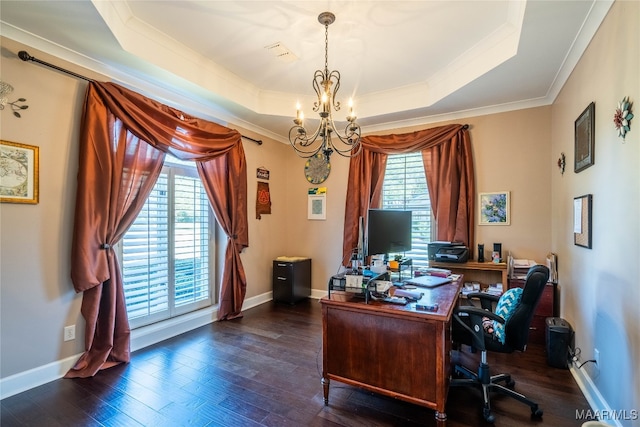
<box><xmin>264</xmin><ymin>42</ymin><xmax>298</xmax><ymax>63</ymax></box>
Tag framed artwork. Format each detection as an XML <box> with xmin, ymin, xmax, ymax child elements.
<box><xmin>479</xmin><ymin>191</ymin><xmax>510</xmax><ymax>225</ymax></box>
<box><xmin>0</xmin><ymin>140</ymin><xmax>39</xmax><ymax>204</ymax></box>
<box><xmin>307</xmin><ymin>187</ymin><xmax>326</xmax><ymax>220</ymax></box>
<box><xmin>573</xmin><ymin>194</ymin><xmax>592</xmax><ymax>248</ymax></box>
<box><xmin>574</xmin><ymin>102</ymin><xmax>595</xmax><ymax>173</ymax></box>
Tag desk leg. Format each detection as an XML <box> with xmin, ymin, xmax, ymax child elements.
<box><xmin>322</xmin><ymin>377</ymin><xmax>330</xmax><ymax>406</ymax></box>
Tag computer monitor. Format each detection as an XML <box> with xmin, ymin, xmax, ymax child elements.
<box><xmin>366</xmin><ymin>209</ymin><xmax>412</xmax><ymax>256</ymax></box>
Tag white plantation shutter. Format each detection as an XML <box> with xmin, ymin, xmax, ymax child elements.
<box><xmin>381</xmin><ymin>152</ymin><xmax>433</xmax><ymax>268</ymax></box>
<box><xmin>120</xmin><ymin>159</ymin><xmax>212</xmax><ymax>329</ymax></box>
<box><xmin>122</xmin><ymin>174</ymin><xmax>170</xmax><ymax>322</ymax></box>
<box><xmin>173</xmin><ymin>174</ymin><xmax>210</xmax><ymax>308</ymax></box>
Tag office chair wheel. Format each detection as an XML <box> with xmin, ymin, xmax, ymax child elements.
<box><xmin>531</xmin><ymin>405</ymin><xmax>543</xmax><ymax>418</ymax></box>
<box><xmin>483</xmin><ymin>407</ymin><xmax>495</xmax><ymax>423</ymax></box>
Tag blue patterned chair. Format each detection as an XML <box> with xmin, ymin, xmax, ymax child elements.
<box><xmin>451</xmin><ymin>264</ymin><xmax>550</xmax><ymax>423</ymax></box>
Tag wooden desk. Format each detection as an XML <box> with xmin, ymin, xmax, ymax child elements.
<box><xmin>321</xmin><ymin>278</ymin><xmax>462</xmax><ymax>422</ymax></box>
<box><xmin>430</xmin><ymin>260</ymin><xmax>507</xmax><ymax>287</ymax></box>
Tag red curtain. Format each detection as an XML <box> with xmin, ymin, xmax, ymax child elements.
<box><xmin>67</xmin><ymin>82</ymin><xmax>248</xmax><ymax>378</ymax></box>
<box><xmin>342</xmin><ymin>124</ymin><xmax>474</xmax><ymax>264</ymax></box>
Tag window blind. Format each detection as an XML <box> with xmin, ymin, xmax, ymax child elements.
<box><xmin>382</xmin><ymin>152</ymin><xmax>432</xmax><ymax>267</ymax></box>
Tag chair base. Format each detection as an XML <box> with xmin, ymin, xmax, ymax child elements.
<box><xmin>450</xmin><ymin>355</ymin><xmax>543</xmax><ymax>423</ymax></box>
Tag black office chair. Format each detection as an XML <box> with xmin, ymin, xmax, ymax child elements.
<box><xmin>450</xmin><ymin>264</ymin><xmax>550</xmax><ymax>423</ymax></box>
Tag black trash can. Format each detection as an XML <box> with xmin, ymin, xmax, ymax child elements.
<box><xmin>545</xmin><ymin>317</ymin><xmax>574</xmax><ymax>369</ymax></box>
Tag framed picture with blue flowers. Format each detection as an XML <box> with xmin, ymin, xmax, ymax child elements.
<box><xmin>479</xmin><ymin>191</ymin><xmax>510</xmax><ymax>226</ymax></box>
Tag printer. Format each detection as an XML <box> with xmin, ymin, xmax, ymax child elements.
<box><xmin>435</xmin><ymin>246</ymin><xmax>469</xmax><ymax>263</ymax></box>
<box><xmin>428</xmin><ymin>241</ymin><xmax>469</xmax><ymax>263</ymax></box>
<box><xmin>428</xmin><ymin>241</ymin><xmax>464</xmax><ymax>261</ymax></box>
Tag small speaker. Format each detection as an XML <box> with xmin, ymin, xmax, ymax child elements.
<box><xmin>477</xmin><ymin>244</ymin><xmax>484</xmax><ymax>262</ymax></box>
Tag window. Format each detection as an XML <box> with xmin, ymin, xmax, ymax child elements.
<box><xmin>119</xmin><ymin>156</ymin><xmax>213</xmax><ymax>329</ymax></box>
<box><xmin>381</xmin><ymin>152</ymin><xmax>433</xmax><ymax>268</ymax></box>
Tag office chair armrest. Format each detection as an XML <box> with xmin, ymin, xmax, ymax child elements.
<box><xmin>463</xmin><ymin>292</ymin><xmax>500</xmax><ymax>311</ymax></box>
<box><xmin>453</xmin><ymin>306</ymin><xmax>505</xmax><ymax>350</ymax></box>
<box><xmin>455</xmin><ymin>306</ymin><xmax>505</xmax><ymax>324</ymax></box>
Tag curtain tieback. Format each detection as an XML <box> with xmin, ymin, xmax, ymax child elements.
<box><xmin>100</xmin><ymin>243</ymin><xmax>111</xmax><ymax>249</ymax></box>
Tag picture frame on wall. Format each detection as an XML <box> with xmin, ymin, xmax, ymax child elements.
<box><xmin>574</xmin><ymin>102</ymin><xmax>595</xmax><ymax>173</ymax></box>
<box><xmin>573</xmin><ymin>194</ymin><xmax>592</xmax><ymax>248</ymax></box>
<box><xmin>0</xmin><ymin>140</ymin><xmax>39</xmax><ymax>204</ymax></box>
<box><xmin>478</xmin><ymin>191</ymin><xmax>510</xmax><ymax>225</ymax></box>
<box><xmin>307</xmin><ymin>187</ymin><xmax>327</xmax><ymax>220</ymax></box>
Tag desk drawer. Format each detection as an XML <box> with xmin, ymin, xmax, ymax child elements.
<box><xmin>528</xmin><ymin>316</ymin><xmax>547</xmax><ymax>345</ymax></box>
<box><xmin>536</xmin><ymin>285</ymin><xmax>554</xmax><ymax>317</ymax></box>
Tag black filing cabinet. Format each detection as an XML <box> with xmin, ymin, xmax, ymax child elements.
<box><xmin>273</xmin><ymin>258</ymin><xmax>311</xmax><ymax>304</ymax></box>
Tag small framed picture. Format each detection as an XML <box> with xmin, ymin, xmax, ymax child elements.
<box><xmin>307</xmin><ymin>187</ymin><xmax>326</xmax><ymax>220</ymax></box>
<box><xmin>573</xmin><ymin>194</ymin><xmax>592</xmax><ymax>248</ymax></box>
<box><xmin>479</xmin><ymin>191</ymin><xmax>510</xmax><ymax>225</ymax></box>
<box><xmin>1</xmin><ymin>140</ymin><xmax>39</xmax><ymax>204</ymax></box>
<box><xmin>574</xmin><ymin>102</ymin><xmax>595</xmax><ymax>173</ymax></box>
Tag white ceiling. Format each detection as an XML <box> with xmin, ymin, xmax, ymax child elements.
<box><xmin>0</xmin><ymin>0</ymin><xmax>613</xmax><ymax>142</ymax></box>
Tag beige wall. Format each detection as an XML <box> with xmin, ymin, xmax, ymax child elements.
<box><xmin>550</xmin><ymin>0</ymin><xmax>639</xmax><ymax>419</ymax></box>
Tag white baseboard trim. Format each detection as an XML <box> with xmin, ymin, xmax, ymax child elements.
<box><xmin>0</xmin><ymin>291</ymin><xmax>274</xmax><ymax>400</ymax></box>
<box><xmin>570</xmin><ymin>363</ymin><xmax>620</xmax><ymax>427</ymax></box>
<box><xmin>0</xmin><ymin>353</ymin><xmax>83</xmax><ymax>400</ymax></box>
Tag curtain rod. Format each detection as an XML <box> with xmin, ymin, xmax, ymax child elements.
<box><xmin>19</xmin><ymin>50</ymin><xmax>93</xmax><ymax>82</ymax></box>
<box><xmin>18</xmin><ymin>50</ymin><xmax>263</xmax><ymax>145</ymax></box>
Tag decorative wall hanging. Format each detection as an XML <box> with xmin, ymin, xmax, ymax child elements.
<box><xmin>613</xmin><ymin>96</ymin><xmax>633</xmax><ymax>141</ymax></box>
<box><xmin>573</xmin><ymin>194</ymin><xmax>592</xmax><ymax>249</ymax></box>
<box><xmin>478</xmin><ymin>191</ymin><xmax>510</xmax><ymax>225</ymax></box>
<box><xmin>557</xmin><ymin>152</ymin><xmax>566</xmax><ymax>174</ymax></box>
<box><xmin>256</xmin><ymin>167</ymin><xmax>270</xmax><ymax>180</ymax></box>
<box><xmin>308</xmin><ymin>187</ymin><xmax>327</xmax><ymax>220</ymax></box>
<box><xmin>574</xmin><ymin>102</ymin><xmax>595</xmax><ymax>173</ymax></box>
<box><xmin>0</xmin><ymin>81</ymin><xmax>28</xmax><ymax>118</ymax></box>
<box><xmin>256</xmin><ymin>181</ymin><xmax>271</xmax><ymax>219</ymax></box>
<box><xmin>0</xmin><ymin>140</ymin><xmax>39</xmax><ymax>204</ymax></box>
<box><xmin>304</xmin><ymin>152</ymin><xmax>331</xmax><ymax>184</ymax></box>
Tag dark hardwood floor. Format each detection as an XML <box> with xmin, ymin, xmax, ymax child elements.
<box><xmin>2</xmin><ymin>299</ymin><xmax>592</xmax><ymax>426</ymax></box>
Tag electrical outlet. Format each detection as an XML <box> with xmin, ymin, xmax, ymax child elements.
<box><xmin>594</xmin><ymin>348</ymin><xmax>600</xmax><ymax>366</ymax></box>
<box><xmin>64</xmin><ymin>325</ymin><xmax>76</xmax><ymax>342</ymax></box>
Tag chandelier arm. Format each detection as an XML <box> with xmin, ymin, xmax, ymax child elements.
<box><xmin>328</xmin><ymin>70</ymin><xmax>341</xmax><ymax>111</ymax></box>
<box><xmin>319</xmin><ymin>115</ymin><xmax>362</xmax><ymax>156</ymax></box>
<box><xmin>288</xmin><ymin>123</ymin><xmax>325</xmax><ymax>158</ymax></box>
<box><xmin>312</xmin><ymin>70</ymin><xmax>324</xmax><ymax>112</ymax></box>
<box><xmin>291</xmin><ymin>123</ymin><xmax>323</xmax><ymax>147</ymax></box>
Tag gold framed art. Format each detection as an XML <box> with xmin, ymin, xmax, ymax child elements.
<box><xmin>574</xmin><ymin>102</ymin><xmax>595</xmax><ymax>173</ymax></box>
<box><xmin>478</xmin><ymin>191</ymin><xmax>510</xmax><ymax>225</ymax></box>
<box><xmin>0</xmin><ymin>140</ymin><xmax>39</xmax><ymax>204</ymax></box>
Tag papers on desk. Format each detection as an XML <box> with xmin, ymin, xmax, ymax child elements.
<box><xmin>510</xmin><ymin>258</ymin><xmax>538</xmax><ymax>280</ymax></box>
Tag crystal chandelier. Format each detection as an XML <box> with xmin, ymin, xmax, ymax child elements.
<box><xmin>288</xmin><ymin>12</ymin><xmax>362</xmax><ymax>160</ymax></box>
